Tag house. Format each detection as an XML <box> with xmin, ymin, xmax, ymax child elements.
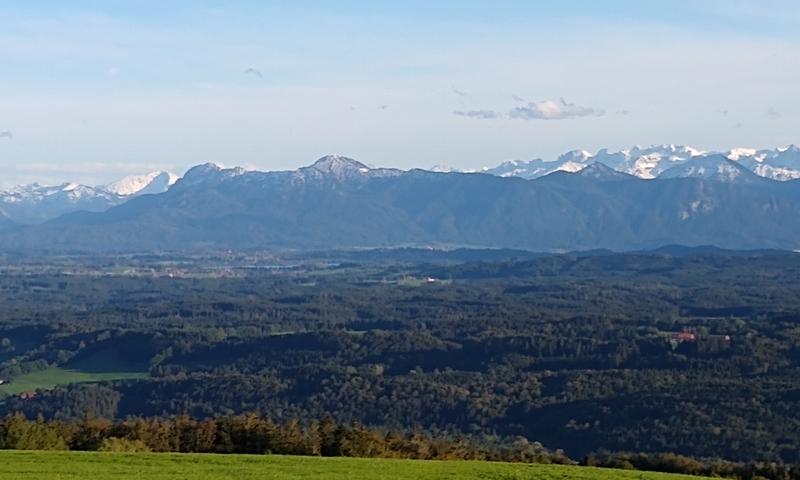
<box><xmin>19</xmin><ymin>391</ymin><xmax>37</xmax><ymax>400</ymax></box>
<box><xmin>673</xmin><ymin>331</ymin><xmax>697</xmax><ymax>343</ymax></box>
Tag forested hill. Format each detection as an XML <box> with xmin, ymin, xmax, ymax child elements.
<box><xmin>1</xmin><ymin>251</ymin><xmax>800</xmax><ymax>466</ymax></box>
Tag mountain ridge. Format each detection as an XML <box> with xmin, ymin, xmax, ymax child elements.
<box><xmin>1</xmin><ymin>170</ymin><xmax>179</xmax><ymax>224</ymax></box>
<box><xmin>1</xmin><ymin>155</ymin><xmax>799</xmax><ymax>253</ymax></box>
<box><xmin>480</xmin><ymin>144</ymin><xmax>800</xmax><ymax>181</ymax></box>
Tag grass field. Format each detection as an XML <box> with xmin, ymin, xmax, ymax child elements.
<box><xmin>0</xmin><ymin>348</ymin><xmax>148</xmax><ymax>396</ymax></box>
<box><xmin>0</xmin><ymin>451</ymin><xmax>711</xmax><ymax>479</ymax></box>
<box><xmin>0</xmin><ymin>367</ymin><xmax>147</xmax><ymax>395</ymax></box>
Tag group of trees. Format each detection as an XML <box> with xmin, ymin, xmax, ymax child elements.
<box><xmin>585</xmin><ymin>452</ymin><xmax>800</xmax><ymax>480</ymax></box>
<box><xmin>3</xmin><ymin>412</ymin><xmax>800</xmax><ymax>480</ymax></box>
<box><xmin>0</xmin><ymin>412</ymin><xmax>567</xmax><ymax>464</ymax></box>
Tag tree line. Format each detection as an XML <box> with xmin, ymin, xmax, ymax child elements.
<box><xmin>0</xmin><ymin>412</ymin><xmax>568</xmax><ymax>464</ymax></box>
<box><xmin>3</xmin><ymin>412</ymin><xmax>800</xmax><ymax>480</ymax></box>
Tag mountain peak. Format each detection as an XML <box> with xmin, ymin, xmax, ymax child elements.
<box><xmin>179</xmin><ymin>163</ymin><xmax>245</xmax><ymax>187</ymax></box>
<box><xmin>778</xmin><ymin>144</ymin><xmax>800</xmax><ymax>154</ymax></box>
<box><xmin>429</xmin><ymin>164</ymin><xmax>459</xmax><ymax>173</ymax></box>
<box><xmin>658</xmin><ymin>154</ymin><xmax>761</xmax><ymax>183</ymax></box>
<box><xmin>298</xmin><ymin>155</ymin><xmax>401</xmax><ymax>181</ymax></box>
<box><xmin>557</xmin><ymin>149</ymin><xmax>593</xmax><ymax>164</ymax></box>
<box><xmin>103</xmin><ymin>171</ymin><xmax>179</xmax><ymax>197</ymax></box>
<box><xmin>186</xmin><ymin>162</ymin><xmax>222</xmax><ymax>175</ymax></box>
<box><xmin>310</xmin><ymin>155</ymin><xmax>370</xmax><ymax>172</ymax></box>
<box><xmin>575</xmin><ymin>162</ymin><xmax>633</xmax><ymax>180</ymax></box>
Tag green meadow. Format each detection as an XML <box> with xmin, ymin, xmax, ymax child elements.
<box><xmin>0</xmin><ymin>451</ymin><xmax>712</xmax><ymax>480</ymax></box>
<box><xmin>0</xmin><ymin>367</ymin><xmax>146</xmax><ymax>395</ymax></box>
<box><xmin>0</xmin><ymin>348</ymin><xmax>148</xmax><ymax>396</ymax></box>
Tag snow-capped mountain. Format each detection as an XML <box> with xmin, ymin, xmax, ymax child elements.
<box><xmin>102</xmin><ymin>171</ymin><xmax>179</xmax><ymax>197</ymax></box>
<box><xmin>657</xmin><ymin>154</ymin><xmax>763</xmax><ymax>183</ymax></box>
<box><xmin>2</xmin><ymin>145</ymin><xmax>799</xmax><ymax>228</ymax></box>
<box><xmin>295</xmin><ymin>155</ymin><xmax>402</xmax><ymax>183</ymax></box>
<box><xmin>429</xmin><ymin>164</ymin><xmax>461</xmax><ymax>173</ymax></box>
<box><xmin>174</xmin><ymin>163</ymin><xmax>246</xmax><ymax>188</ymax></box>
<box><xmin>4</xmin><ymin>153</ymin><xmax>800</xmax><ymax>253</ymax></box>
<box><xmin>723</xmin><ymin>145</ymin><xmax>800</xmax><ymax>181</ymax></box>
<box><xmin>0</xmin><ymin>182</ymin><xmax>125</xmax><ymax>224</ymax></box>
<box><xmin>482</xmin><ymin>145</ymin><xmax>800</xmax><ymax>181</ymax></box>
<box><xmin>172</xmin><ymin>156</ymin><xmax>401</xmax><ymax>193</ymax></box>
<box><xmin>0</xmin><ymin>170</ymin><xmax>181</xmax><ymax>224</ymax></box>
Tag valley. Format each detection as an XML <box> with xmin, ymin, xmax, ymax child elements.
<box><xmin>1</xmin><ymin>249</ymin><xmax>799</xmax><ymax>468</ymax></box>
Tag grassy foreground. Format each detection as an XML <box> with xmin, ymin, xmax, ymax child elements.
<box><xmin>0</xmin><ymin>451</ymin><xmax>711</xmax><ymax>479</ymax></box>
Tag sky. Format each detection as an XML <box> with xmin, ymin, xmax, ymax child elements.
<box><xmin>0</xmin><ymin>0</ymin><xmax>799</xmax><ymax>186</ymax></box>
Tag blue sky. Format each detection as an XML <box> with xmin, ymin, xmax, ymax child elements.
<box><xmin>0</xmin><ymin>1</ymin><xmax>798</xmax><ymax>185</ymax></box>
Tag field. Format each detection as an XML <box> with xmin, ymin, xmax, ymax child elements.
<box><xmin>0</xmin><ymin>367</ymin><xmax>146</xmax><ymax>395</ymax></box>
<box><xmin>0</xmin><ymin>451</ymin><xmax>710</xmax><ymax>480</ymax></box>
<box><xmin>0</xmin><ymin>348</ymin><xmax>148</xmax><ymax>396</ymax></box>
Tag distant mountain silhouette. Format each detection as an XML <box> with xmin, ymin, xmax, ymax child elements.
<box><xmin>1</xmin><ymin>158</ymin><xmax>800</xmax><ymax>252</ymax></box>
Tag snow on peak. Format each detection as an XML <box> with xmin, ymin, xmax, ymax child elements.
<box><xmin>727</xmin><ymin>148</ymin><xmax>758</xmax><ymax>161</ymax></box>
<box><xmin>778</xmin><ymin>144</ymin><xmax>800</xmax><ymax>153</ymax></box>
<box><xmin>103</xmin><ymin>171</ymin><xmax>179</xmax><ymax>197</ymax></box>
<box><xmin>658</xmin><ymin>154</ymin><xmax>757</xmax><ymax>183</ymax></box>
<box><xmin>557</xmin><ymin>149</ymin><xmax>593</xmax><ymax>164</ymax></box>
<box><xmin>0</xmin><ymin>181</ymin><xmax>122</xmax><ymax>224</ymax></box>
<box><xmin>298</xmin><ymin>155</ymin><xmax>402</xmax><ymax>182</ymax></box>
<box><xmin>429</xmin><ymin>164</ymin><xmax>459</xmax><ymax>173</ymax></box>
<box><xmin>482</xmin><ymin>144</ymin><xmax>800</xmax><ymax>182</ymax></box>
<box><xmin>310</xmin><ymin>155</ymin><xmax>370</xmax><ymax>173</ymax></box>
<box><xmin>179</xmin><ymin>163</ymin><xmax>245</xmax><ymax>187</ymax></box>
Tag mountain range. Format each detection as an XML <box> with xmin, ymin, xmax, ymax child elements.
<box><xmin>0</xmin><ymin>171</ymin><xmax>178</xmax><ymax>224</ymax></box>
<box><xmin>1</xmin><ymin>151</ymin><xmax>799</xmax><ymax>253</ymax></box>
<box><xmin>481</xmin><ymin>144</ymin><xmax>800</xmax><ymax>181</ymax></box>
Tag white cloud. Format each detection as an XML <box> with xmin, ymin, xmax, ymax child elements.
<box><xmin>454</xmin><ymin>98</ymin><xmax>604</xmax><ymax>122</ymax></box>
<box><xmin>509</xmin><ymin>98</ymin><xmax>603</xmax><ymax>120</ymax></box>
